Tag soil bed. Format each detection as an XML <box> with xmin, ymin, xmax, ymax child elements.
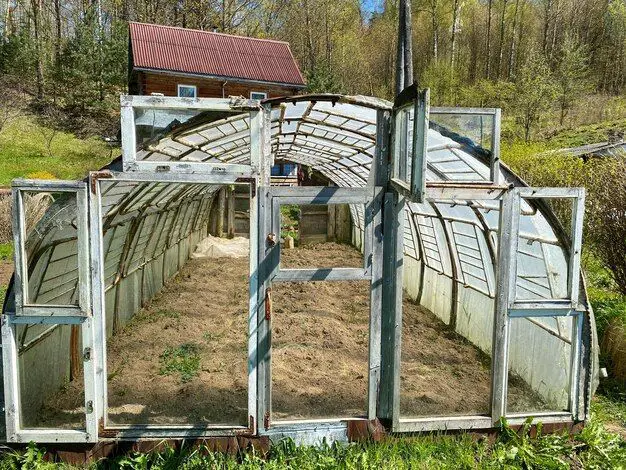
<box><xmin>38</xmin><ymin>242</ymin><xmax>547</xmax><ymax>427</ymax></box>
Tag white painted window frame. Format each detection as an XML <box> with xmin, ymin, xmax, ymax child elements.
<box><xmin>250</xmin><ymin>91</ymin><xmax>267</xmax><ymax>100</ymax></box>
<box><xmin>257</xmin><ymin>185</ymin><xmax>384</xmax><ymax>433</ymax></box>
<box><xmin>120</xmin><ymin>95</ymin><xmax>262</xmax><ymax>176</ymax></box>
<box><xmin>88</xmin><ymin>170</ymin><xmax>260</xmax><ymax>438</ymax></box>
<box><xmin>3</xmin><ymin>180</ymin><xmax>97</xmax><ymax>443</ymax></box>
<box><xmin>11</xmin><ymin>180</ymin><xmax>90</xmax><ymax>318</ymax></box>
<box><xmin>177</xmin><ymin>84</ymin><xmax>197</xmax><ymax>98</ymax></box>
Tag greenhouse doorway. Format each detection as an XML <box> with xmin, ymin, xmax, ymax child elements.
<box><xmin>256</xmin><ymin>185</ymin><xmax>384</xmax><ymax>428</ymax></box>
<box><xmin>89</xmin><ymin>173</ymin><xmax>258</xmax><ymax>438</ymax></box>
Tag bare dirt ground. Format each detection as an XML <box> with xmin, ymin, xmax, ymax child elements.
<box><xmin>0</xmin><ymin>259</ymin><xmax>12</xmax><ymax>289</ymax></box>
<box><xmin>39</xmin><ymin>241</ymin><xmax>546</xmax><ymax>427</ymax></box>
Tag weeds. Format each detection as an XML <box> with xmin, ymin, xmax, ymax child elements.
<box><xmin>3</xmin><ymin>418</ymin><xmax>625</xmax><ymax>469</ymax></box>
<box><xmin>158</xmin><ymin>343</ymin><xmax>201</xmax><ymax>383</ymax></box>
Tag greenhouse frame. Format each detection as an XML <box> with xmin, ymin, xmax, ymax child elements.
<box><xmin>0</xmin><ymin>89</ymin><xmax>596</xmax><ymax>445</ymax></box>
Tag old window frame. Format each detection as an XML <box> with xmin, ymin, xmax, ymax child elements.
<box><xmin>256</xmin><ymin>185</ymin><xmax>384</xmax><ymax>433</ymax></box>
<box><xmin>389</xmin><ymin>185</ymin><xmax>585</xmax><ymax>433</ymax></box>
<box><xmin>120</xmin><ymin>95</ymin><xmax>261</xmax><ymax>176</ymax></box>
<box><xmin>11</xmin><ymin>180</ymin><xmax>90</xmax><ymax>318</ymax></box>
<box><xmin>3</xmin><ymin>179</ymin><xmax>97</xmax><ymax>443</ymax></box>
<box><xmin>88</xmin><ymin>170</ymin><xmax>260</xmax><ymax>438</ymax></box>
<box><xmin>430</xmin><ymin>107</ymin><xmax>502</xmax><ymax>186</ymax></box>
<box><xmin>507</xmin><ymin>187</ymin><xmax>586</xmax><ymax>314</ymax></box>
<box><xmin>390</xmin><ymin>86</ymin><xmax>429</xmax><ymax>202</ymax></box>
<box><xmin>177</xmin><ymin>84</ymin><xmax>197</xmax><ymax>98</ymax></box>
<box><xmin>494</xmin><ymin>187</ymin><xmax>586</xmax><ymax>422</ymax></box>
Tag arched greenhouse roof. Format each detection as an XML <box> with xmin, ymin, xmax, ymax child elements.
<box><xmin>2</xmin><ymin>94</ymin><xmax>596</xmax><ymax>427</ymax></box>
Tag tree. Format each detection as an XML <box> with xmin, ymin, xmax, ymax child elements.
<box><xmin>513</xmin><ymin>52</ymin><xmax>557</xmax><ymax>142</ymax></box>
<box><xmin>555</xmin><ymin>34</ymin><xmax>589</xmax><ymax>125</ymax></box>
<box><xmin>305</xmin><ymin>60</ymin><xmax>342</xmax><ymax>93</ymax></box>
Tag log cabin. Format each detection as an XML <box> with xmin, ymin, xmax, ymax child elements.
<box><xmin>128</xmin><ymin>22</ymin><xmax>306</xmax><ymax>100</ymax></box>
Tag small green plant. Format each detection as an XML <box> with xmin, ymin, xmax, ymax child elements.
<box><xmin>159</xmin><ymin>343</ymin><xmax>201</xmax><ymax>383</ymax></box>
<box><xmin>202</xmin><ymin>331</ymin><xmax>224</xmax><ymax>343</ymax></box>
<box><xmin>0</xmin><ymin>242</ymin><xmax>13</xmax><ymax>261</ymax></box>
<box><xmin>156</xmin><ymin>309</ymin><xmax>180</xmax><ymax>319</ymax></box>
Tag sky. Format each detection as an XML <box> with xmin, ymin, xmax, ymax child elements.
<box><xmin>361</xmin><ymin>0</ymin><xmax>385</xmax><ymax>20</ymax></box>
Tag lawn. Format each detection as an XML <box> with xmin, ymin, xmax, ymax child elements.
<box><xmin>0</xmin><ymin>116</ymin><xmax>115</xmax><ymax>185</ymax></box>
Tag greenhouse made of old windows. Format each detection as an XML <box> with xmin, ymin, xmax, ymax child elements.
<box><xmin>1</xmin><ymin>88</ymin><xmax>597</xmax><ymax>446</ymax></box>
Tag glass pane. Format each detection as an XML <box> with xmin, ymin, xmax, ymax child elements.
<box><xmin>392</xmin><ymin>104</ymin><xmax>414</xmax><ymax>185</ymax></box>
<box><xmin>133</xmin><ymin>108</ymin><xmax>244</xmax><ymax>158</ymax></box>
<box><xmin>430</xmin><ymin>112</ymin><xmax>494</xmax><ymax>152</ymax></box>
<box><xmin>279</xmin><ymin>203</ymin><xmax>365</xmax><ymax>269</ymax></box>
<box><xmin>515</xmin><ymin>198</ymin><xmax>570</xmax><ymax>301</ymax></box>
<box><xmin>19</xmin><ymin>324</ymin><xmax>86</xmax><ymax>430</ymax></box>
<box><xmin>271</xmin><ymin>279</ymin><xmax>370</xmax><ymax>420</ymax></box>
<box><xmin>507</xmin><ymin>316</ymin><xmax>573</xmax><ymax>414</ymax></box>
<box><xmin>24</xmin><ymin>191</ymin><xmax>79</xmax><ymax>306</ymax></box>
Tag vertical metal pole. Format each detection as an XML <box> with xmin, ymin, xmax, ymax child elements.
<box><xmin>248</xmin><ymin>110</ymin><xmax>261</xmax><ymax>433</ymax></box>
<box><xmin>120</xmin><ymin>96</ymin><xmax>137</xmax><ymax>172</ymax></box>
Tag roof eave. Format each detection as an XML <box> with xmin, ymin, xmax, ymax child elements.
<box><xmin>134</xmin><ymin>67</ymin><xmax>307</xmax><ymax>90</ymax></box>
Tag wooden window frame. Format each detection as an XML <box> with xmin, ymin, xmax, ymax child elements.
<box><xmin>120</xmin><ymin>95</ymin><xmax>261</xmax><ymax>175</ymax></box>
<box><xmin>88</xmin><ymin>170</ymin><xmax>260</xmax><ymax>437</ymax></box>
<box><xmin>177</xmin><ymin>84</ymin><xmax>197</xmax><ymax>98</ymax></box>
<box><xmin>3</xmin><ymin>179</ymin><xmax>97</xmax><ymax>443</ymax></box>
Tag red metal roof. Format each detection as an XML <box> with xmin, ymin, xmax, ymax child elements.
<box><xmin>129</xmin><ymin>22</ymin><xmax>306</xmax><ymax>87</ymax></box>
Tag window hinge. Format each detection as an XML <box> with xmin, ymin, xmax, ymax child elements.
<box><xmin>83</xmin><ymin>347</ymin><xmax>91</xmax><ymax>361</ymax></box>
<box><xmin>264</xmin><ymin>411</ymin><xmax>270</xmax><ymax>430</ymax></box>
<box><xmin>86</xmin><ymin>400</ymin><xmax>94</xmax><ymax>414</ymax></box>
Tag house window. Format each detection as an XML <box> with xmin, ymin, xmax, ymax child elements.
<box><xmin>177</xmin><ymin>84</ymin><xmax>197</xmax><ymax>98</ymax></box>
<box><xmin>250</xmin><ymin>91</ymin><xmax>267</xmax><ymax>100</ymax></box>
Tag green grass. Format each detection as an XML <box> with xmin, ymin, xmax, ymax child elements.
<box><xmin>158</xmin><ymin>343</ymin><xmax>201</xmax><ymax>383</ymax></box>
<box><xmin>545</xmin><ymin>118</ymin><xmax>626</xmax><ymax>149</ymax></box>
<box><xmin>2</xmin><ymin>417</ymin><xmax>625</xmax><ymax>469</ymax></box>
<box><xmin>0</xmin><ymin>242</ymin><xmax>12</xmax><ymax>261</ymax></box>
<box><xmin>0</xmin><ymin>116</ymin><xmax>114</xmax><ymax>185</ymax></box>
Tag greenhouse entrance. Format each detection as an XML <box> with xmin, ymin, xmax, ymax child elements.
<box><xmin>0</xmin><ymin>91</ymin><xmax>594</xmax><ymax>445</ymax></box>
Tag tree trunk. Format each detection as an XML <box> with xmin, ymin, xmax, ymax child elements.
<box><xmin>542</xmin><ymin>0</ymin><xmax>552</xmax><ymax>54</ymax></box>
<box><xmin>303</xmin><ymin>0</ymin><xmax>316</xmax><ymax>70</ymax></box>
<box><xmin>31</xmin><ymin>0</ymin><xmax>44</xmax><ymax>101</ymax></box>
<box><xmin>485</xmin><ymin>0</ymin><xmax>493</xmax><ymax>79</ymax></box>
<box><xmin>507</xmin><ymin>0</ymin><xmax>520</xmax><ymax>79</ymax></box>
<box><xmin>450</xmin><ymin>0</ymin><xmax>463</xmax><ymax>69</ymax></box>
<box><xmin>431</xmin><ymin>0</ymin><xmax>438</xmax><ymax>61</ymax></box>
<box><xmin>495</xmin><ymin>0</ymin><xmax>508</xmax><ymax>80</ymax></box>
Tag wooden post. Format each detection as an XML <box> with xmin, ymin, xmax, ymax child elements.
<box><xmin>227</xmin><ymin>186</ymin><xmax>235</xmax><ymax>238</ymax></box>
<box><xmin>217</xmin><ymin>188</ymin><xmax>226</xmax><ymax>237</ymax></box>
<box><xmin>327</xmin><ymin>204</ymin><xmax>336</xmax><ymax>242</ymax></box>
<box><xmin>396</xmin><ymin>0</ymin><xmax>414</xmax><ymax>95</ymax></box>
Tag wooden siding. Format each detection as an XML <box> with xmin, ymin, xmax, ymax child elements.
<box><xmin>135</xmin><ymin>71</ymin><xmax>301</xmax><ymax>98</ymax></box>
